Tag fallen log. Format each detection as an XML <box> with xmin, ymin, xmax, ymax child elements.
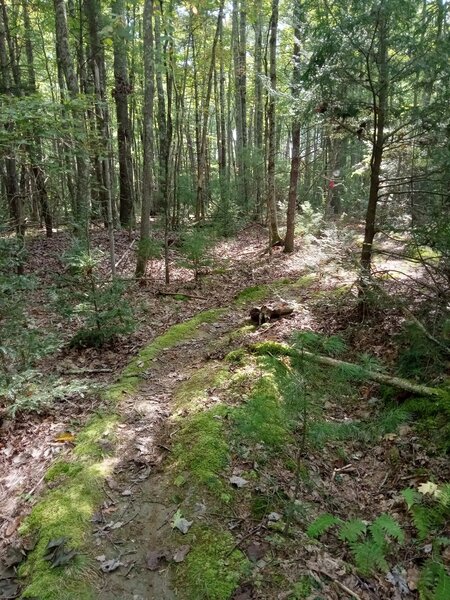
<box><xmin>251</xmin><ymin>342</ymin><xmax>443</xmax><ymax>398</ymax></box>
<box><xmin>250</xmin><ymin>303</ymin><xmax>294</xmax><ymax>325</ymax></box>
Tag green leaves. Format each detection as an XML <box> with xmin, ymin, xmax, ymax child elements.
<box><xmin>308</xmin><ymin>512</ymin><xmax>404</xmax><ymax>576</ymax></box>
<box><xmin>307</xmin><ymin>513</ymin><xmax>342</xmax><ymax>539</ymax></box>
<box><xmin>338</xmin><ymin>519</ymin><xmax>366</xmax><ymax>543</ymax></box>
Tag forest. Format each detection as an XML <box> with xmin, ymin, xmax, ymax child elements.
<box><xmin>0</xmin><ymin>0</ymin><xmax>449</xmax><ymax>599</ymax></box>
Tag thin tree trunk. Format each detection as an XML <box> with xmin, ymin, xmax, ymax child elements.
<box><xmin>196</xmin><ymin>3</ymin><xmax>223</xmax><ymax>221</ymax></box>
<box><xmin>136</xmin><ymin>0</ymin><xmax>154</xmax><ymax>279</ymax></box>
<box><xmin>285</xmin><ymin>3</ymin><xmax>303</xmax><ymax>254</ymax></box>
<box><xmin>267</xmin><ymin>0</ymin><xmax>281</xmax><ymax>244</ymax></box>
<box><xmin>112</xmin><ymin>0</ymin><xmax>134</xmax><ymax>228</ymax></box>
<box><xmin>358</xmin><ymin>7</ymin><xmax>389</xmax><ymax>319</ymax></box>
<box><xmin>53</xmin><ymin>0</ymin><xmax>90</xmax><ymax>236</ymax></box>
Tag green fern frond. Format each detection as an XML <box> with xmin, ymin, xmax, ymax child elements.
<box><xmin>292</xmin><ymin>331</ymin><xmax>324</xmax><ymax>352</ymax></box>
<box><xmin>418</xmin><ymin>559</ymin><xmax>450</xmax><ymax>600</ymax></box>
<box><xmin>358</xmin><ymin>353</ymin><xmax>387</xmax><ymax>373</ymax></box>
<box><xmin>437</xmin><ymin>483</ymin><xmax>450</xmax><ymax>509</ymax></box>
<box><xmin>338</xmin><ymin>519</ymin><xmax>366</xmax><ymax>543</ymax></box>
<box><xmin>411</xmin><ymin>505</ymin><xmax>443</xmax><ymax>540</ymax></box>
<box><xmin>370</xmin><ymin>513</ymin><xmax>405</xmax><ymax>545</ymax></box>
<box><xmin>402</xmin><ymin>487</ymin><xmax>422</xmax><ymax>510</ymax></box>
<box><xmin>351</xmin><ymin>540</ymin><xmax>388</xmax><ymax>576</ymax></box>
<box><xmin>307</xmin><ymin>513</ymin><xmax>342</xmax><ymax>539</ymax></box>
<box><xmin>434</xmin><ymin>569</ymin><xmax>450</xmax><ymax>600</ymax></box>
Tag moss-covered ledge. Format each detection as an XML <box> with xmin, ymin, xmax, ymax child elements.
<box><xmin>17</xmin><ymin>308</ymin><xmax>225</xmax><ymax>600</ymax></box>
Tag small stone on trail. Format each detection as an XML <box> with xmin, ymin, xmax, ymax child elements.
<box><xmin>229</xmin><ymin>475</ymin><xmax>248</xmax><ymax>488</ymax></box>
<box><xmin>173</xmin><ymin>545</ymin><xmax>190</xmax><ymax>563</ymax></box>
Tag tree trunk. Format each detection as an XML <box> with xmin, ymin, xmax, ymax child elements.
<box><xmin>196</xmin><ymin>3</ymin><xmax>223</xmax><ymax>221</ymax></box>
<box><xmin>253</xmin><ymin>3</ymin><xmax>264</xmax><ymax>220</ymax></box>
<box><xmin>22</xmin><ymin>0</ymin><xmax>53</xmax><ymax>238</ymax></box>
<box><xmin>136</xmin><ymin>0</ymin><xmax>154</xmax><ymax>279</ymax></box>
<box><xmin>358</xmin><ymin>7</ymin><xmax>389</xmax><ymax>319</ymax></box>
<box><xmin>53</xmin><ymin>0</ymin><xmax>90</xmax><ymax>235</ymax></box>
<box><xmin>267</xmin><ymin>0</ymin><xmax>281</xmax><ymax>244</ymax></box>
<box><xmin>285</xmin><ymin>3</ymin><xmax>303</xmax><ymax>254</ymax></box>
<box><xmin>112</xmin><ymin>0</ymin><xmax>134</xmax><ymax>228</ymax></box>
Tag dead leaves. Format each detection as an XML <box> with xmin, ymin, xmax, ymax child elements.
<box><xmin>146</xmin><ymin>545</ymin><xmax>191</xmax><ymax>571</ymax></box>
<box><xmin>171</xmin><ymin>509</ymin><xmax>193</xmax><ymax>534</ymax></box>
<box><xmin>44</xmin><ymin>538</ymin><xmax>77</xmax><ymax>568</ymax></box>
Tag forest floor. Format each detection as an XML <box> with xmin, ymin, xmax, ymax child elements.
<box><xmin>0</xmin><ymin>224</ymin><xmax>448</xmax><ymax>600</ymax></box>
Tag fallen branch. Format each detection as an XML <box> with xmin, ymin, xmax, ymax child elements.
<box><xmin>115</xmin><ymin>239</ymin><xmax>136</xmax><ymax>270</ymax></box>
<box><xmin>252</xmin><ymin>343</ymin><xmax>442</xmax><ymax>397</ymax></box>
<box><xmin>156</xmin><ymin>291</ymin><xmax>206</xmax><ymax>300</ymax></box>
<box><xmin>62</xmin><ymin>368</ymin><xmax>113</xmax><ymax>375</ymax></box>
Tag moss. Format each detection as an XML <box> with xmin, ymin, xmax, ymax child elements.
<box><xmin>408</xmin><ymin>245</ymin><xmax>440</xmax><ymax>263</ymax></box>
<box><xmin>235</xmin><ymin>285</ymin><xmax>269</xmax><ymax>305</ymax></box>
<box><xmin>73</xmin><ymin>413</ymin><xmax>118</xmax><ymax>458</ymax></box>
<box><xmin>103</xmin><ymin>376</ymin><xmax>139</xmax><ymax>402</ymax></box>
<box><xmin>234</xmin><ymin>376</ymin><xmax>289</xmax><ymax>450</ymax></box>
<box><xmin>172</xmin><ymin>405</ymin><xmax>229</xmax><ymax>492</ymax></box>
<box><xmin>19</xmin><ymin>460</ymin><xmax>109</xmax><ymax>599</ymax></box>
<box><xmin>251</xmin><ymin>341</ymin><xmax>294</xmax><ymax>358</ymax></box>
<box><xmin>19</xmin><ymin>309</ymin><xmax>229</xmax><ymax>599</ymax></box>
<box><xmin>174</xmin><ymin>364</ymin><xmax>228</xmax><ymax>413</ymax></box>
<box><xmin>229</xmin><ymin>324</ymin><xmax>256</xmax><ymax>340</ymax></box>
<box><xmin>292</xmin><ymin>273</ymin><xmax>317</xmax><ymax>288</ymax></box>
<box><xmin>177</xmin><ymin>527</ymin><xmax>250</xmax><ymax>600</ymax></box>
<box><xmin>123</xmin><ymin>308</ymin><xmax>225</xmax><ymax>378</ymax></box>
<box><xmin>45</xmin><ymin>461</ymin><xmax>83</xmax><ymax>482</ymax></box>
<box><xmin>225</xmin><ymin>348</ymin><xmax>247</xmax><ymax>364</ymax></box>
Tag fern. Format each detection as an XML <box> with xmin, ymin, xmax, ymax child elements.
<box><xmin>370</xmin><ymin>514</ymin><xmax>404</xmax><ymax>545</ymax></box>
<box><xmin>402</xmin><ymin>487</ymin><xmax>421</xmax><ymax>509</ymax></box>
<box><xmin>351</xmin><ymin>540</ymin><xmax>388</xmax><ymax>576</ymax></box>
<box><xmin>307</xmin><ymin>514</ymin><xmax>342</xmax><ymax>539</ymax></box>
<box><xmin>438</xmin><ymin>484</ymin><xmax>450</xmax><ymax>508</ymax></box>
<box><xmin>418</xmin><ymin>559</ymin><xmax>450</xmax><ymax>600</ymax></box>
<box><xmin>338</xmin><ymin>519</ymin><xmax>366</xmax><ymax>543</ymax></box>
<box><xmin>411</xmin><ymin>505</ymin><xmax>444</xmax><ymax>541</ymax></box>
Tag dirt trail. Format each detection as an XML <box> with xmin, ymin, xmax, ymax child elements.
<box><xmin>91</xmin><ymin>316</ymin><xmax>239</xmax><ymax>599</ymax></box>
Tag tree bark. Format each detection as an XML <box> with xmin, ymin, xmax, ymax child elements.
<box><xmin>285</xmin><ymin>3</ymin><xmax>303</xmax><ymax>254</ymax></box>
<box><xmin>112</xmin><ymin>0</ymin><xmax>134</xmax><ymax>228</ymax></box>
<box><xmin>358</xmin><ymin>7</ymin><xmax>389</xmax><ymax>319</ymax></box>
<box><xmin>53</xmin><ymin>0</ymin><xmax>90</xmax><ymax>235</ymax></box>
<box><xmin>136</xmin><ymin>0</ymin><xmax>154</xmax><ymax>279</ymax></box>
<box><xmin>267</xmin><ymin>0</ymin><xmax>281</xmax><ymax>244</ymax></box>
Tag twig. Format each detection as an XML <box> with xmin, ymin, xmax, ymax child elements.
<box><xmin>225</xmin><ymin>524</ymin><xmax>263</xmax><ymax>557</ymax></box>
<box><xmin>156</xmin><ymin>291</ymin><xmax>206</xmax><ymax>300</ymax></box>
<box><xmin>312</xmin><ymin>568</ymin><xmax>362</xmax><ymax>600</ymax></box>
<box><xmin>115</xmin><ymin>239</ymin><xmax>136</xmax><ymax>270</ymax></box>
<box><xmin>62</xmin><ymin>368</ymin><xmax>113</xmax><ymax>375</ymax></box>
<box><xmin>26</xmin><ymin>472</ymin><xmax>47</xmax><ymax>498</ymax></box>
<box><xmin>331</xmin><ymin>464</ymin><xmax>354</xmax><ymax>480</ymax></box>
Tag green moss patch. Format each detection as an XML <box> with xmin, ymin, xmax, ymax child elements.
<box><xmin>174</xmin><ymin>363</ymin><xmax>228</xmax><ymax>413</ymax></box>
<box><xmin>176</xmin><ymin>528</ymin><xmax>250</xmax><ymax>600</ymax></box>
<box><xmin>172</xmin><ymin>405</ymin><xmax>229</xmax><ymax>492</ymax></box>
<box><xmin>235</xmin><ymin>285</ymin><xmax>270</xmax><ymax>305</ymax></box>
<box><xmin>19</xmin><ymin>308</ymin><xmax>227</xmax><ymax>599</ymax></box>
<box><xmin>19</xmin><ymin>411</ymin><xmax>119</xmax><ymax>599</ymax></box>
<box><xmin>234</xmin><ymin>374</ymin><xmax>289</xmax><ymax>450</ymax></box>
<box><xmin>104</xmin><ymin>308</ymin><xmax>226</xmax><ymax>404</ymax></box>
